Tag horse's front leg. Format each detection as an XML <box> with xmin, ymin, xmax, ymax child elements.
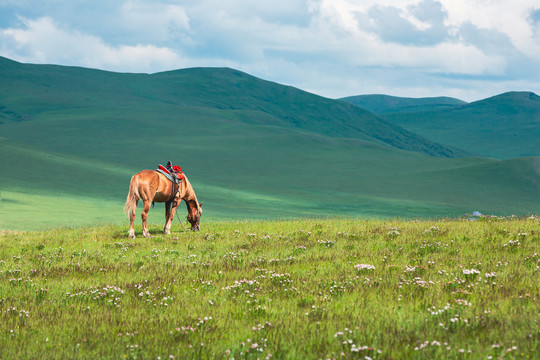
<box><xmin>163</xmin><ymin>201</ymin><xmax>172</xmax><ymax>235</ymax></box>
<box><xmin>141</xmin><ymin>200</ymin><xmax>152</xmax><ymax>238</ymax></box>
<box><xmin>164</xmin><ymin>200</ymin><xmax>181</xmax><ymax>235</ymax></box>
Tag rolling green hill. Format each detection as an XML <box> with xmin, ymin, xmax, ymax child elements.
<box><xmin>0</xmin><ymin>57</ymin><xmax>464</xmax><ymax>158</ymax></box>
<box><xmin>340</xmin><ymin>94</ymin><xmax>467</xmax><ymax>114</ymax></box>
<box><xmin>344</xmin><ymin>92</ymin><xmax>540</xmax><ymax>159</ymax></box>
<box><xmin>0</xmin><ymin>57</ymin><xmax>539</xmax><ymax>230</ymax></box>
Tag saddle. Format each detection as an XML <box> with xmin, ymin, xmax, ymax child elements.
<box><xmin>156</xmin><ymin>161</ymin><xmax>184</xmax><ymax>185</ymax></box>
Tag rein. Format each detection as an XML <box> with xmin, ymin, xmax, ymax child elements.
<box><xmin>176</xmin><ymin>211</ymin><xmax>188</xmax><ymax>229</ymax></box>
<box><xmin>172</xmin><ymin>179</ymin><xmax>189</xmax><ymax>229</ymax></box>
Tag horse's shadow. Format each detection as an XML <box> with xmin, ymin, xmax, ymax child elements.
<box><xmin>113</xmin><ymin>227</ymin><xmax>190</xmax><ymax>240</ymax></box>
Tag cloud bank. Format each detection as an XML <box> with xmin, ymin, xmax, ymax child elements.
<box><xmin>1</xmin><ymin>0</ymin><xmax>540</xmax><ymax>101</ymax></box>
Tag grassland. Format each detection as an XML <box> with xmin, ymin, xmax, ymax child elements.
<box><xmin>1</xmin><ymin>57</ymin><xmax>540</xmax><ymax>228</ymax></box>
<box><xmin>1</xmin><ymin>217</ymin><xmax>538</xmax><ymax>359</ymax></box>
<box><xmin>2</xmin><ymin>125</ymin><xmax>539</xmax><ymax>231</ymax></box>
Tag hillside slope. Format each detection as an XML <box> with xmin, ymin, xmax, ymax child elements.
<box><xmin>0</xmin><ymin>56</ymin><xmax>464</xmax><ymax>158</ymax></box>
<box><xmin>0</xmin><ymin>58</ymin><xmax>539</xmax><ymax>229</ymax></box>
<box><xmin>340</xmin><ymin>94</ymin><xmax>467</xmax><ymax>114</ymax></box>
<box><xmin>370</xmin><ymin>92</ymin><xmax>540</xmax><ymax>159</ymax></box>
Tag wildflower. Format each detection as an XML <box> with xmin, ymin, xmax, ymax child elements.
<box><xmin>354</xmin><ymin>264</ymin><xmax>375</xmax><ymax>271</ymax></box>
<box><xmin>462</xmin><ymin>268</ymin><xmax>480</xmax><ymax>275</ymax></box>
<box><xmin>404</xmin><ymin>265</ymin><xmax>418</xmax><ymax>273</ymax></box>
<box><xmin>503</xmin><ymin>240</ymin><xmax>521</xmax><ymax>248</ymax></box>
<box><xmin>387</xmin><ymin>228</ymin><xmax>400</xmax><ymax>237</ymax></box>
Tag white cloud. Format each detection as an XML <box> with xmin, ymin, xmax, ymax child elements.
<box><xmin>0</xmin><ymin>16</ymin><xmax>185</xmax><ymax>72</ymax></box>
<box><xmin>441</xmin><ymin>1</ymin><xmax>540</xmax><ymax>56</ymax></box>
<box><xmin>292</xmin><ymin>2</ymin><xmax>506</xmax><ymax>75</ymax></box>
<box><xmin>0</xmin><ymin>0</ymin><xmax>540</xmax><ymax>101</ymax></box>
<box><xmin>119</xmin><ymin>1</ymin><xmax>190</xmax><ymax>42</ymax></box>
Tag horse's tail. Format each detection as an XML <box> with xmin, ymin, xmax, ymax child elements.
<box><xmin>124</xmin><ymin>174</ymin><xmax>140</xmax><ymax>218</ymax></box>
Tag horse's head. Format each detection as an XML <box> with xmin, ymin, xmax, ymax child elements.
<box><xmin>187</xmin><ymin>202</ymin><xmax>203</xmax><ymax>231</ymax></box>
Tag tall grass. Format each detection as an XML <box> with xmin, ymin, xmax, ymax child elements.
<box><xmin>0</xmin><ymin>217</ymin><xmax>539</xmax><ymax>359</ymax></box>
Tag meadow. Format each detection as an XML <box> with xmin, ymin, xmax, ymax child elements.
<box><xmin>2</xmin><ymin>57</ymin><xmax>540</xmax><ymax>226</ymax></box>
<box><xmin>1</xmin><ymin>217</ymin><xmax>538</xmax><ymax>359</ymax></box>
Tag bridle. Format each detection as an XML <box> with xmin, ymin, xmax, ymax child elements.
<box><xmin>187</xmin><ymin>207</ymin><xmax>201</xmax><ymax>225</ymax></box>
<box><xmin>166</xmin><ymin>171</ymin><xmax>201</xmax><ymax>231</ymax></box>
<box><xmin>174</xmin><ymin>205</ymin><xmax>200</xmax><ymax>230</ymax></box>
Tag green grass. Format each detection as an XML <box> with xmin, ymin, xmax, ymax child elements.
<box><xmin>1</xmin><ymin>218</ymin><xmax>539</xmax><ymax>359</ymax></box>
<box><xmin>0</xmin><ymin>134</ymin><xmax>539</xmax><ymax>230</ymax></box>
<box><xmin>2</xmin><ymin>124</ymin><xmax>539</xmax><ymax>231</ymax></box>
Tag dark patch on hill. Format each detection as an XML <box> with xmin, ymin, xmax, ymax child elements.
<box><xmin>340</xmin><ymin>94</ymin><xmax>467</xmax><ymax>114</ymax></box>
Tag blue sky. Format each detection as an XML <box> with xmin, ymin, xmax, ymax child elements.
<box><xmin>1</xmin><ymin>0</ymin><xmax>540</xmax><ymax>102</ymax></box>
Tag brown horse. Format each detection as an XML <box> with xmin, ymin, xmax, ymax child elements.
<box><xmin>124</xmin><ymin>170</ymin><xmax>203</xmax><ymax>238</ymax></box>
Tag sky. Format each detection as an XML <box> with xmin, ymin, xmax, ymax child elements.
<box><xmin>1</xmin><ymin>0</ymin><xmax>540</xmax><ymax>102</ymax></box>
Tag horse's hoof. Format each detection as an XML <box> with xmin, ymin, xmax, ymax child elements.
<box><xmin>143</xmin><ymin>232</ymin><xmax>151</xmax><ymax>238</ymax></box>
<box><xmin>129</xmin><ymin>230</ymin><xmax>136</xmax><ymax>239</ymax></box>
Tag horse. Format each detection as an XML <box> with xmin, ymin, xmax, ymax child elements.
<box><xmin>124</xmin><ymin>169</ymin><xmax>203</xmax><ymax>238</ymax></box>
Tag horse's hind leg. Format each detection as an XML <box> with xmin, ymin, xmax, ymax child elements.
<box><xmin>129</xmin><ymin>200</ymin><xmax>138</xmax><ymax>239</ymax></box>
<box><xmin>141</xmin><ymin>200</ymin><xmax>152</xmax><ymax>238</ymax></box>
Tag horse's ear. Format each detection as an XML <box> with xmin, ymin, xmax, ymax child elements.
<box><xmin>199</xmin><ymin>202</ymin><xmax>203</xmax><ymax>208</ymax></box>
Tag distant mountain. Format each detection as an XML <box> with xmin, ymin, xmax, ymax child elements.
<box><xmin>377</xmin><ymin>91</ymin><xmax>540</xmax><ymax>159</ymax></box>
<box><xmin>0</xmin><ymin>56</ymin><xmax>463</xmax><ymax>158</ymax></box>
<box><xmin>340</xmin><ymin>94</ymin><xmax>467</xmax><ymax>114</ymax></box>
<box><xmin>0</xmin><ymin>57</ymin><xmax>538</xmax><ymax>229</ymax></box>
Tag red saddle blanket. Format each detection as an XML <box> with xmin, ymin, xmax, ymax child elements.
<box><xmin>158</xmin><ymin>164</ymin><xmax>184</xmax><ymax>180</ymax></box>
